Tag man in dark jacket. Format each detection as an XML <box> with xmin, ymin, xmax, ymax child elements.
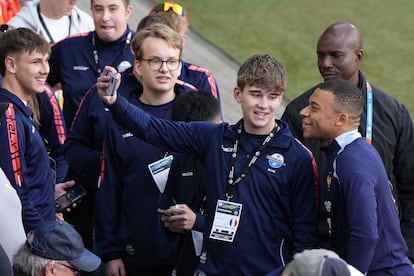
<box><xmin>282</xmin><ymin>22</ymin><xmax>414</xmax><ymax>259</ymax></box>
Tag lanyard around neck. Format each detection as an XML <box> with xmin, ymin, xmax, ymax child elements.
<box><xmin>226</xmin><ymin>123</ymin><xmax>279</xmax><ymax>201</ymax></box>
<box><xmin>37</xmin><ymin>4</ymin><xmax>71</xmax><ymax>44</ymax></box>
<box><xmin>365</xmin><ymin>81</ymin><xmax>373</xmax><ymax>144</ymax></box>
<box><xmin>92</xmin><ymin>31</ymin><xmax>132</xmax><ymax>75</ymax></box>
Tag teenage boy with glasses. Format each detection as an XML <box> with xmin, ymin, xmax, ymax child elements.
<box><xmin>94</xmin><ymin>23</ymin><xmax>188</xmax><ymax>276</ymax></box>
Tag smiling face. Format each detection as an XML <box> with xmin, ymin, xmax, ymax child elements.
<box><xmin>5</xmin><ymin>50</ymin><xmax>50</xmax><ymax>101</ymax></box>
<box><xmin>234</xmin><ymin>84</ymin><xmax>282</xmax><ymax>135</ymax></box>
<box><xmin>300</xmin><ymin>88</ymin><xmax>340</xmax><ymax>147</ymax></box>
<box><xmin>91</xmin><ymin>0</ymin><xmax>132</xmax><ymax>42</ymax></box>
<box><xmin>135</xmin><ymin>36</ymin><xmax>181</xmax><ymax>97</ymax></box>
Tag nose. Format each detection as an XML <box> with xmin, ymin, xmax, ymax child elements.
<box><xmin>319</xmin><ymin>55</ymin><xmax>333</xmax><ymax>69</ymax></box>
<box><xmin>159</xmin><ymin>61</ymin><xmax>169</xmax><ymax>72</ymax></box>
<box><xmin>42</xmin><ymin>61</ymin><xmax>50</xmax><ymax>75</ymax></box>
<box><xmin>299</xmin><ymin>105</ymin><xmax>309</xmax><ymax>119</ymax></box>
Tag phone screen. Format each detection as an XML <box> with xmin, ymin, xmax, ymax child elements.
<box><xmin>55</xmin><ymin>185</ymin><xmax>87</xmax><ymax>213</ymax></box>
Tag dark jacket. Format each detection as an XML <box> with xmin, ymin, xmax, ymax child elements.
<box><xmin>322</xmin><ymin>131</ymin><xmax>413</xmax><ymax>274</ymax></box>
<box><xmin>104</xmin><ymin>95</ymin><xmax>318</xmax><ymax>275</ymax></box>
<box><xmin>282</xmin><ymin>71</ymin><xmax>414</xmax><ymax>257</ymax></box>
<box><xmin>0</xmin><ymin>88</ymin><xmax>55</xmax><ymax>232</ymax></box>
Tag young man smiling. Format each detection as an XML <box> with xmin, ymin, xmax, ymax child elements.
<box><xmin>300</xmin><ymin>79</ymin><xmax>414</xmax><ymax>275</ymax></box>
<box><xmin>97</xmin><ymin>53</ymin><xmax>317</xmax><ymax>275</ymax></box>
<box><xmin>0</xmin><ymin>28</ymin><xmax>74</xmax><ymax>233</ymax></box>
<box><xmin>94</xmin><ymin>23</ymin><xmax>186</xmax><ymax>276</ymax></box>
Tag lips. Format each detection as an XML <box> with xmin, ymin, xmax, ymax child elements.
<box><xmin>322</xmin><ymin>72</ymin><xmax>337</xmax><ymax>80</ymax></box>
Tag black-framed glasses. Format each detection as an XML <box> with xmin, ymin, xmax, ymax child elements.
<box><xmin>150</xmin><ymin>2</ymin><xmax>186</xmax><ymax>17</ymax></box>
<box><xmin>56</xmin><ymin>262</ymin><xmax>81</xmax><ymax>275</ymax></box>
<box><xmin>141</xmin><ymin>58</ymin><xmax>181</xmax><ymax>71</ymax></box>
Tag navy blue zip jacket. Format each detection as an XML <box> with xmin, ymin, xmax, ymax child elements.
<box><xmin>0</xmin><ymin>88</ymin><xmax>55</xmax><ymax>232</ymax></box>
<box><xmin>37</xmin><ymin>86</ymin><xmax>68</xmax><ymax>183</ymax></box>
<box><xmin>104</xmin><ymin>95</ymin><xmax>318</xmax><ymax>275</ymax></box>
<box><xmin>47</xmin><ymin>28</ymin><xmax>135</xmax><ymax>126</ymax></box>
<box><xmin>94</xmin><ymin>71</ymin><xmax>189</xmax><ymax>268</ymax></box>
<box><xmin>323</xmin><ymin>131</ymin><xmax>413</xmax><ymax>275</ymax></box>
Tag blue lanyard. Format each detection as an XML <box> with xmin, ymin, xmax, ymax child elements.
<box><xmin>366</xmin><ymin>81</ymin><xmax>373</xmax><ymax>144</ymax></box>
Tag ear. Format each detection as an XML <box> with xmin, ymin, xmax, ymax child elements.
<box><xmin>335</xmin><ymin>112</ymin><xmax>348</xmax><ymax>126</ymax></box>
<box><xmin>125</xmin><ymin>5</ymin><xmax>133</xmax><ymax>19</ymax></box>
<box><xmin>45</xmin><ymin>260</ymin><xmax>56</xmax><ymax>275</ymax></box>
<box><xmin>135</xmin><ymin>59</ymin><xmax>143</xmax><ymax>78</ymax></box>
<box><xmin>5</xmin><ymin>56</ymin><xmax>17</xmax><ymax>74</ymax></box>
<box><xmin>355</xmin><ymin>49</ymin><xmax>364</xmax><ymax>64</ymax></box>
<box><xmin>233</xmin><ymin>86</ymin><xmax>242</xmax><ymax>103</ymax></box>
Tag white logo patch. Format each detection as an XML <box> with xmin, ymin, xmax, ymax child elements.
<box><xmin>121</xmin><ymin>132</ymin><xmax>133</xmax><ymax>139</ymax></box>
<box><xmin>73</xmin><ymin>65</ymin><xmax>89</xmax><ymax>71</ymax></box>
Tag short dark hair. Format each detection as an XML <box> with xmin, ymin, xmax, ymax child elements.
<box><xmin>0</xmin><ymin>28</ymin><xmax>50</xmax><ymax>76</ymax></box>
<box><xmin>316</xmin><ymin>79</ymin><xmax>363</xmax><ymax>121</ymax></box>
<box><xmin>171</xmin><ymin>90</ymin><xmax>220</xmax><ymax>122</ymax></box>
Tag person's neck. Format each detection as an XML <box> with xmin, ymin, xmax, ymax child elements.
<box><xmin>242</xmin><ymin>120</ymin><xmax>277</xmax><ymax>136</ymax></box>
<box><xmin>39</xmin><ymin>1</ymin><xmax>63</xmax><ymax>19</ymax></box>
<box><xmin>2</xmin><ymin>77</ymin><xmax>32</xmax><ymax>103</ymax></box>
<box><xmin>139</xmin><ymin>89</ymin><xmax>176</xmax><ymax>106</ymax></box>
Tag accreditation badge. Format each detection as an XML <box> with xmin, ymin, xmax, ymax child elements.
<box><xmin>209</xmin><ymin>199</ymin><xmax>242</xmax><ymax>242</ymax></box>
<box><xmin>148</xmin><ymin>155</ymin><xmax>173</xmax><ymax>193</ymax></box>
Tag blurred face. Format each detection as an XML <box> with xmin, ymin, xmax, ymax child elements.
<box><xmin>53</xmin><ymin>0</ymin><xmax>78</xmax><ymax>17</ymax></box>
<box><xmin>135</xmin><ymin>37</ymin><xmax>181</xmax><ymax>95</ymax></box>
<box><xmin>46</xmin><ymin>261</ymin><xmax>80</xmax><ymax>276</ymax></box>
<box><xmin>300</xmin><ymin>88</ymin><xmax>339</xmax><ymax>147</ymax></box>
<box><xmin>234</xmin><ymin>85</ymin><xmax>282</xmax><ymax>135</ymax></box>
<box><xmin>5</xmin><ymin>50</ymin><xmax>49</xmax><ymax>101</ymax></box>
<box><xmin>91</xmin><ymin>0</ymin><xmax>132</xmax><ymax>42</ymax></box>
<box><xmin>316</xmin><ymin>32</ymin><xmax>362</xmax><ymax>86</ymax></box>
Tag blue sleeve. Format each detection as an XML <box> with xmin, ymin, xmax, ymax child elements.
<box><xmin>337</xmin><ymin>154</ymin><xmax>378</xmax><ymax>273</ymax></box>
<box><xmin>94</xmin><ymin>120</ymin><xmax>123</xmax><ymax>261</ymax></box>
<box><xmin>0</xmin><ymin>112</ymin><xmax>46</xmax><ymax>232</ymax></box>
<box><xmin>290</xmin><ymin>146</ymin><xmax>318</xmax><ymax>253</ymax></box>
<box><xmin>38</xmin><ymin>87</ymin><xmax>68</xmax><ymax>183</ymax></box>
<box><xmin>64</xmin><ymin>88</ymin><xmax>102</xmax><ymax>184</ymax></box>
<box><xmin>108</xmin><ymin>95</ymin><xmax>210</xmax><ymax>157</ymax></box>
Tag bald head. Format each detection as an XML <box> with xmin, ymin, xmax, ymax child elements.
<box><xmin>319</xmin><ymin>22</ymin><xmax>362</xmax><ymax>51</ymax></box>
<box><xmin>316</xmin><ymin>22</ymin><xmax>364</xmax><ymax>86</ymax></box>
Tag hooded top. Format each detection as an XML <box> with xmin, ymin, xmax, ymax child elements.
<box><xmin>7</xmin><ymin>0</ymin><xmax>94</xmax><ymax>43</ymax></box>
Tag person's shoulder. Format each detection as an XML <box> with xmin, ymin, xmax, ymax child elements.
<box><xmin>181</xmin><ymin>60</ymin><xmax>213</xmax><ymax>77</ymax></box>
<box><xmin>72</xmin><ymin>5</ymin><xmax>94</xmax><ymax>29</ymax></box>
<box><xmin>52</xmin><ymin>31</ymin><xmax>91</xmax><ymax>48</ymax></box>
<box><xmin>6</xmin><ymin>0</ymin><xmax>38</xmax><ymax>28</ymax></box>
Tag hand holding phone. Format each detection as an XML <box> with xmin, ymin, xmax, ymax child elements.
<box><xmin>106</xmin><ymin>71</ymin><xmax>117</xmax><ymax>96</ymax></box>
<box><xmin>55</xmin><ymin>185</ymin><xmax>87</xmax><ymax>213</ymax></box>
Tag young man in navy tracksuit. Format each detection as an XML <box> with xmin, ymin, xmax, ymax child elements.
<box><xmin>300</xmin><ymin>79</ymin><xmax>414</xmax><ymax>275</ymax></box>
<box><xmin>94</xmin><ymin>24</ymin><xmax>191</xmax><ymax>275</ymax></box>
<box><xmin>0</xmin><ymin>28</ymin><xmax>73</xmax><ymax>233</ymax></box>
<box><xmin>97</xmin><ymin>53</ymin><xmax>318</xmax><ymax>275</ymax></box>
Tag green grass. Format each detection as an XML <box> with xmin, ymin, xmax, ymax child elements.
<box><xmin>169</xmin><ymin>0</ymin><xmax>414</xmax><ymax>116</ymax></box>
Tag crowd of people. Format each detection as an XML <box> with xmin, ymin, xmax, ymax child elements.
<box><xmin>0</xmin><ymin>0</ymin><xmax>413</xmax><ymax>275</ymax></box>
